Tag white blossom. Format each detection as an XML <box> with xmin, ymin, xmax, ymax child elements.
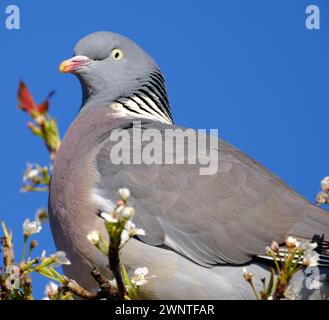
<box><xmin>101</xmin><ymin>205</ymin><xmax>135</xmax><ymax>224</ymax></box>
<box><xmin>131</xmin><ymin>267</ymin><xmax>153</xmax><ymax>286</ymax></box>
<box><xmin>51</xmin><ymin>251</ymin><xmax>71</xmax><ymax>266</ymax></box>
<box><xmin>125</xmin><ymin>220</ymin><xmax>145</xmax><ymax>237</ymax></box>
<box><xmin>120</xmin><ymin>230</ymin><xmax>130</xmax><ymax>247</ymax></box>
<box><xmin>303</xmin><ymin>251</ymin><xmax>319</xmax><ymax>268</ymax></box>
<box><xmin>23</xmin><ymin>219</ymin><xmax>42</xmax><ymax>236</ymax></box>
<box><xmin>120</xmin><ymin>221</ymin><xmax>146</xmax><ymax>247</ymax></box>
<box><xmin>297</xmin><ymin>241</ymin><xmax>317</xmax><ymax>253</ymax></box>
<box><xmin>122</xmin><ymin>207</ymin><xmax>135</xmax><ymax>220</ymax></box>
<box><xmin>23</xmin><ymin>167</ymin><xmax>39</xmax><ymax>181</ymax></box>
<box><xmin>42</xmin><ymin>282</ymin><xmax>58</xmax><ymax>300</ymax></box>
<box><xmin>87</xmin><ymin>231</ymin><xmax>100</xmax><ymax>245</ymax></box>
<box><xmin>100</xmin><ymin>212</ymin><xmax>118</xmax><ymax>223</ymax></box>
<box><xmin>285</xmin><ymin>236</ymin><xmax>299</xmax><ymax>248</ymax></box>
<box><xmin>316</xmin><ymin>191</ymin><xmax>328</xmax><ymax>205</ymax></box>
<box><xmin>118</xmin><ymin>188</ymin><xmax>130</xmax><ymax>201</ymax></box>
<box><xmin>321</xmin><ymin>176</ymin><xmax>329</xmax><ymax>192</ymax></box>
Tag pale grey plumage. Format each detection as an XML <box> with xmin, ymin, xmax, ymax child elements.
<box><xmin>49</xmin><ymin>31</ymin><xmax>329</xmax><ymax>299</ymax></box>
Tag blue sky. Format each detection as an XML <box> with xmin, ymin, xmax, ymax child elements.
<box><xmin>0</xmin><ymin>0</ymin><xmax>328</xmax><ymax>299</ymax></box>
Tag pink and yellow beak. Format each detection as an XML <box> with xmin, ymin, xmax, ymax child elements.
<box><xmin>59</xmin><ymin>55</ymin><xmax>92</xmax><ymax>73</ymax></box>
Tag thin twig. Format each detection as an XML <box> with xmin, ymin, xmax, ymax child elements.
<box><xmin>91</xmin><ymin>268</ymin><xmax>120</xmax><ymax>300</ymax></box>
<box><xmin>64</xmin><ymin>269</ymin><xmax>121</xmax><ymax>300</ymax></box>
<box><xmin>64</xmin><ymin>278</ymin><xmax>97</xmax><ymax>300</ymax></box>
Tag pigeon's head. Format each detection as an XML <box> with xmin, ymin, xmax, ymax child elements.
<box><xmin>59</xmin><ymin>31</ymin><xmax>172</xmax><ymax>123</ymax></box>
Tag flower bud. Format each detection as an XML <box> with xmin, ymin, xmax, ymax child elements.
<box><xmin>116</xmin><ymin>199</ymin><xmax>125</xmax><ymax>207</ymax></box>
<box><xmin>30</xmin><ymin>240</ymin><xmax>38</xmax><ymax>250</ymax></box>
<box><xmin>242</xmin><ymin>267</ymin><xmax>253</xmax><ymax>282</ymax></box>
<box><xmin>321</xmin><ymin>176</ymin><xmax>329</xmax><ymax>192</ymax></box>
<box><xmin>35</xmin><ymin>208</ymin><xmax>48</xmax><ymax>225</ymax></box>
<box><xmin>316</xmin><ymin>191</ymin><xmax>328</xmax><ymax>205</ymax></box>
<box><xmin>270</xmin><ymin>241</ymin><xmax>279</xmax><ymax>252</ymax></box>
<box><xmin>122</xmin><ymin>207</ymin><xmax>135</xmax><ymax>220</ymax></box>
<box><xmin>285</xmin><ymin>236</ymin><xmax>298</xmax><ymax>249</ymax></box>
<box><xmin>265</xmin><ymin>246</ymin><xmax>274</xmax><ymax>255</ymax></box>
<box><xmin>118</xmin><ymin>188</ymin><xmax>130</xmax><ymax>201</ymax></box>
<box><xmin>87</xmin><ymin>231</ymin><xmax>100</xmax><ymax>245</ymax></box>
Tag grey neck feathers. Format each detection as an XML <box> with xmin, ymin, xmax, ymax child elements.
<box><xmin>80</xmin><ymin>70</ymin><xmax>173</xmax><ymax>124</ymax></box>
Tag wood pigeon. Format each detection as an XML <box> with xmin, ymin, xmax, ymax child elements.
<box><xmin>49</xmin><ymin>31</ymin><xmax>329</xmax><ymax>299</ymax></box>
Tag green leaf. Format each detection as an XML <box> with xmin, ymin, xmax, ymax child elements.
<box><xmin>121</xmin><ymin>264</ymin><xmax>132</xmax><ymax>287</ymax></box>
<box><xmin>266</xmin><ymin>268</ymin><xmax>275</xmax><ymax>296</ymax></box>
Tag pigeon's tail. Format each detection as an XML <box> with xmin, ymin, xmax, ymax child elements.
<box><xmin>290</xmin><ymin>203</ymin><xmax>329</xmax><ymax>251</ymax></box>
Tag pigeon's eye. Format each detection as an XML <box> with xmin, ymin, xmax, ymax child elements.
<box><xmin>111</xmin><ymin>48</ymin><xmax>124</xmax><ymax>61</ymax></box>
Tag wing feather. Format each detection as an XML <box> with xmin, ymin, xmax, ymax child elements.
<box><xmin>95</xmin><ymin>120</ymin><xmax>329</xmax><ymax>265</ymax></box>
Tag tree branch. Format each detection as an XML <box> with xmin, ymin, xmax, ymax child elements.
<box><xmin>64</xmin><ymin>278</ymin><xmax>96</xmax><ymax>300</ymax></box>
<box><xmin>109</xmin><ymin>239</ymin><xmax>126</xmax><ymax>299</ymax></box>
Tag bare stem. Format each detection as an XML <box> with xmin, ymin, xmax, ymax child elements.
<box><xmin>64</xmin><ymin>278</ymin><xmax>96</xmax><ymax>300</ymax></box>
<box><xmin>1</xmin><ymin>237</ymin><xmax>14</xmax><ymax>268</ymax></box>
<box><xmin>109</xmin><ymin>239</ymin><xmax>126</xmax><ymax>299</ymax></box>
<box><xmin>22</xmin><ymin>235</ymin><xmax>28</xmax><ymax>262</ymax></box>
<box><xmin>91</xmin><ymin>268</ymin><xmax>120</xmax><ymax>299</ymax></box>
